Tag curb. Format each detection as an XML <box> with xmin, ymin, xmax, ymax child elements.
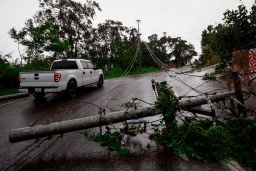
<box><xmin>0</xmin><ymin>93</ymin><xmax>29</xmax><ymax>101</ymax></box>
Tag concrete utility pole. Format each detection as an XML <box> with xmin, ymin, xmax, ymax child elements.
<box><xmin>9</xmin><ymin>91</ymin><xmax>234</xmax><ymax>143</ymax></box>
<box><xmin>136</xmin><ymin>19</ymin><xmax>141</xmax><ymax>37</ymax></box>
<box><xmin>136</xmin><ymin>19</ymin><xmax>142</xmax><ymax>68</ymax></box>
<box><xmin>232</xmin><ymin>17</ymin><xmax>247</xmax><ymax>116</ymax></box>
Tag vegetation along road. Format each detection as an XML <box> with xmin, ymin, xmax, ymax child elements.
<box><xmin>1</xmin><ymin>67</ymin><xmax>252</xmax><ymax>171</ymax></box>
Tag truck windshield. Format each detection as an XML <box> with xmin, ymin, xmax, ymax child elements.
<box><xmin>51</xmin><ymin>61</ymin><xmax>78</xmax><ymax>70</ymax></box>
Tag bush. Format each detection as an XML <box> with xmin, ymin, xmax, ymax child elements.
<box><xmin>155</xmin><ymin>120</ymin><xmax>232</xmax><ymax>161</ymax></box>
<box><xmin>155</xmin><ymin>118</ymin><xmax>256</xmax><ymax>168</ymax></box>
<box><xmin>0</xmin><ymin>58</ymin><xmax>51</xmax><ymax>89</ymax></box>
<box><xmin>203</xmin><ymin>73</ymin><xmax>216</xmax><ymax>80</ymax></box>
<box><xmin>84</xmin><ymin>131</ymin><xmax>130</xmax><ymax>157</ymax></box>
<box><xmin>0</xmin><ymin>58</ymin><xmax>20</xmax><ymax>88</ymax></box>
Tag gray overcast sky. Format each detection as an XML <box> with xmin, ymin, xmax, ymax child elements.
<box><xmin>0</xmin><ymin>0</ymin><xmax>255</xmax><ymax>61</ymax></box>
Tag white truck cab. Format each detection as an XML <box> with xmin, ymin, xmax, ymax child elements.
<box><xmin>19</xmin><ymin>59</ymin><xmax>104</xmax><ymax>99</ymax></box>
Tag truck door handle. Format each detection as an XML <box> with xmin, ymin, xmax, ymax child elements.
<box><xmin>83</xmin><ymin>72</ymin><xmax>85</xmax><ymax>74</ymax></box>
<box><xmin>90</xmin><ymin>71</ymin><xmax>92</xmax><ymax>74</ymax></box>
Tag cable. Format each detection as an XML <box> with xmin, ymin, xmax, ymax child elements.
<box><xmin>3</xmin><ymin>45</ymin><xmax>144</xmax><ymax>170</ymax></box>
<box><xmin>144</xmin><ymin>42</ymin><xmax>219</xmax><ymax>119</ymax></box>
<box><xmin>146</xmin><ymin>42</ymin><xmax>216</xmax><ymax>99</ymax></box>
<box><xmin>2</xmin><ymin>138</ymin><xmax>49</xmax><ymax>171</ymax></box>
<box><xmin>93</xmin><ymin>38</ymin><xmax>142</xmax><ymax>107</ymax></box>
<box><xmin>181</xmin><ymin>81</ymin><xmax>209</xmax><ymax>97</ymax></box>
<box><xmin>230</xmin><ymin>96</ymin><xmax>256</xmax><ymax>113</ymax></box>
<box><xmin>121</xmin><ymin>42</ymin><xmax>140</xmax><ymax>77</ymax></box>
<box><xmin>16</xmin><ymin>136</ymin><xmax>61</xmax><ymax>171</ymax></box>
<box><xmin>145</xmin><ymin>42</ymin><xmax>204</xmax><ymax>94</ymax></box>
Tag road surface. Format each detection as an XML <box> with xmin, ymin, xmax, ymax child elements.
<box><xmin>0</xmin><ymin>67</ymin><xmax>249</xmax><ymax>171</ymax></box>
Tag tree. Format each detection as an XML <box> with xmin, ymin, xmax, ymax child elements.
<box><xmin>9</xmin><ymin>0</ymin><xmax>101</xmax><ymax>62</ymax></box>
<box><xmin>170</xmin><ymin>37</ymin><xmax>197</xmax><ymax>66</ymax></box>
<box><xmin>200</xmin><ymin>5</ymin><xmax>256</xmax><ymax>68</ymax></box>
<box><xmin>9</xmin><ymin>0</ymin><xmax>198</xmax><ymax>71</ymax></box>
<box><xmin>94</xmin><ymin>20</ymin><xmax>137</xmax><ymax>69</ymax></box>
<box><xmin>147</xmin><ymin>35</ymin><xmax>197</xmax><ymax>66</ymax></box>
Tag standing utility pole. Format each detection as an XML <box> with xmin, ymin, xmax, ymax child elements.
<box><xmin>136</xmin><ymin>19</ymin><xmax>141</xmax><ymax>38</ymax></box>
<box><xmin>136</xmin><ymin>20</ymin><xmax>142</xmax><ymax>69</ymax></box>
<box><xmin>231</xmin><ymin>17</ymin><xmax>246</xmax><ymax>116</ymax></box>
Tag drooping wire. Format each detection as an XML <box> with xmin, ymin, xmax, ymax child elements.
<box><xmin>2</xmin><ymin>138</ymin><xmax>49</xmax><ymax>171</ymax></box>
<box><xmin>121</xmin><ymin>41</ymin><xmax>140</xmax><ymax>77</ymax></box>
<box><xmin>15</xmin><ymin>136</ymin><xmax>61</xmax><ymax>171</ymax></box>
<box><xmin>144</xmin><ymin>42</ymin><xmax>219</xmax><ymax>121</ymax></box>
<box><xmin>93</xmin><ymin>37</ymin><xmax>142</xmax><ymax>107</ymax></box>
<box><xmin>144</xmin><ymin>42</ymin><xmax>205</xmax><ymax>95</ymax></box>
<box><xmin>3</xmin><ymin>40</ymin><xmax>143</xmax><ymax>170</ymax></box>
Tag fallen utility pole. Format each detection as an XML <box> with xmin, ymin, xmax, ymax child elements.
<box><xmin>9</xmin><ymin>91</ymin><xmax>234</xmax><ymax>143</ymax></box>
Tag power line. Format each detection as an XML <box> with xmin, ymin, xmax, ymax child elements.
<box><xmin>143</xmin><ymin>41</ymin><xmax>220</xmax><ymax>120</ymax></box>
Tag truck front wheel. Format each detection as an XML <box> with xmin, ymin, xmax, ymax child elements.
<box><xmin>66</xmin><ymin>80</ymin><xmax>77</xmax><ymax>98</ymax></box>
<box><xmin>97</xmin><ymin>75</ymin><xmax>104</xmax><ymax>88</ymax></box>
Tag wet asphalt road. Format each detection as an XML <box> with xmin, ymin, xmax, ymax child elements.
<box><xmin>0</xmin><ymin>67</ymin><xmax>247</xmax><ymax>171</ymax></box>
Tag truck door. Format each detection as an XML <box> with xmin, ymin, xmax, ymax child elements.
<box><xmin>80</xmin><ymin>61</ymin><xmax>91</xmax><ymax>85</ymax></box>
<box><xmin>86</xmin><ymin>62</ymin><xmax>98</xmax><ymax>83</ymax></box>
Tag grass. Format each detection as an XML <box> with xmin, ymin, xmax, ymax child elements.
<box><xmin>104</xmin><ymin>66</ymin><xmax>161</xmax><ymax>79</ymax></box>
<box><xmin>0</xmin><ymin>88</ymin><xmax>19</xmax><ymax>96</ymax></box>
<box><xmin>202</xmin><ymin>73</ymin><xmax>216</xmax><ymax>80</ymax></box>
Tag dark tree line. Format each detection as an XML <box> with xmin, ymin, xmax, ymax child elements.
<box><xmin>9</xmin><ymin>0</ymin><xmax>197</xmax><ymax>70</ymax></box>
<box><xmin>196</xmin><ymin>5</ymin><xmax>256</xmax><ymax>69</ymax></box>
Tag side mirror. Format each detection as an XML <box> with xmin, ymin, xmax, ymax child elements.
<box><xmin>94</xmin><ymin>66</ymin><xmax>99</xmax><ymax>70</ymax></box>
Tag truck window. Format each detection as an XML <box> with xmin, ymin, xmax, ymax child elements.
<box><xmin>51</xmin><ymin>61</ymin><xmax>78</xmax><ymax>70</ymax></box>
<box><xmin>86</xmin><ymin>62</ymin><xmax>95</xmax><ymax>69</ymax></box>
<box><xmin>80</xmin><ymin>61</ymin><xmax>88</xmax><ymax>69</ymax></box>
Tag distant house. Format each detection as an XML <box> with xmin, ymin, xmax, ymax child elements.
<box><xmin>168</xmin><ymin>60</ymin><xmax>183</xmax><ymax>68</ymax></box>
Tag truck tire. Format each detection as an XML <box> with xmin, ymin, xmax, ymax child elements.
<box><xmin>97</xmin><ymin>75</ymin><xmax>104</xmax><ymax>88</ymax></box>
<box><xmin>66</xmin><ymin>80</ymin><xmax>77</xmax><ymax>98</ymax></box>
<box><xmin>33</xmin><ymin>92</ymin><xmax>45</xmax><ymax>100</ymax></box>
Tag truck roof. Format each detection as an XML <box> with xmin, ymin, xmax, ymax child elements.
<box><xmin>53</xmin><ymin>59</ymin><xmax>90</xmax><ymax>62</ymax></box>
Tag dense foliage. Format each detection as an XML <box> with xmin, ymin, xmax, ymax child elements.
<box><xmin>9</xmin><ymin>0</ymin><xmax>101</xmax><ymax>61</ymax></box>
<box><xmin>156</xmin><ymin>84</ymin><xmax>179</xmax><ymax>125</ymax></box>
<box><xmin>155</xmin><ymin>118</ymin><xmax>256</xmax><ymax>168</ymax></box>
<box><xmin>8</xmin><ymin>0</ymin><xmax>196</xmax><ymax>68</ymax></box>
<box><xmin>84</xmin><ymin>130</ymin><xmax>130</xmax><ymax>157</ymax></box>
<box><xmin>0</xmin><ymin>52</ymin><xmax>51</xmax><ymax>89</ymax></box>
<box><xmin>196</xmin><ymin>5</ymin><xmax>256</xmax><ymax>69</ymax></box>
<box><xmin>2</xmin><ymin>0</ymin><xmax>197</xmax><ymax>90</ymax></box>
<box><xmin>154</xmin><ymin>85</ymin><xmax>256</xmax><ymax>168</ymax></box>
<box><xmin>83</xmin><ymin>84</ymin><xmax>256</xmax><ymax>169</ymax></box>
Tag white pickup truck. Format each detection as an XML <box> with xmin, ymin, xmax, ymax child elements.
<box><xmin>19</xmin><ymin>59</ymin><xmax>104</xmax><ymax>99</ymax></box>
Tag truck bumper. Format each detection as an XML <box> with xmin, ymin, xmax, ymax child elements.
<box><xmin>19</xmin><ymin>86</ymin><xmax>62</xmax><ymax>94</ymax></box>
